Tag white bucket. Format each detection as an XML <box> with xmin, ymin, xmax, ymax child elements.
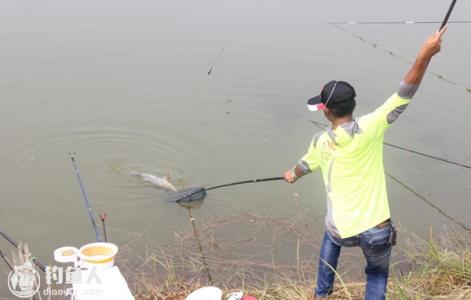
<box><xmin>77</xmin><ymin>242</ymin><xmax>118</xmax><ymax>270</ymax></box>
<box><xmin>186</xmin><ymin>286</ymin><xmax>222</xmax><ymax>300</ymax></box>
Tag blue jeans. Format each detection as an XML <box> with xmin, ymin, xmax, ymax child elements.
<box><xmin>315</xmin><ymin>224</ymin><xmax>393</xmax><ymax>300</ymax></box>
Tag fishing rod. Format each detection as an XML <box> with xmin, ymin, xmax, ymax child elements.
<box><xmin>168</xmin><ymin>177</ymin><xmax>284</xmax><ymax>202</ymax></box>
<box><xmin>0</xmin><ymin>248</ymin><xmax>13</xmax><ymax>270</ymax></box>
<box><xmin>329</xmin><ymin>0</ymin><xmax>471</xmax><ymax>94</ymax></box>
<box><xmin>69</xmin><ymin>153</ymin><xmax>102</xmax><ymax>242</ymax></box>
<box><xmin>330</xmin><ymin>20</ymin><xmax>471</xmax><ymax>25</ymax></box>
<box><xmin>0</xmin><ymin>230</ymin><xmax>47</xmax><ymax>272</ymax></box>
<box><xmin>441</xmin><ymin>0</ymin><xmax>458</xmax><ymax>30</ymax></box>
<box><xmin>1</xmin><ymin>245</ymin><xmax>42</xmax><ymax>300</ymax></box>
<box><xmin>330</xmin><ymin>0</ymin><xmax>460</xmax><ymax>27</ymax></box>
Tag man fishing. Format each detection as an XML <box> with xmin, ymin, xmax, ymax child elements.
<box><xmin>283</xmin><ymin>27</ymin><xmax>447</xmax><ymax>299</ymax></box>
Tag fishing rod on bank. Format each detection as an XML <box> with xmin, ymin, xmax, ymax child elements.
<box><xmin>0</xmin><ymin>230</ymin><xmax>47</xmax><ymax>272</ymax></box>
<box><xmin>0</xmin><ymin>248</ymin><xmax>13</xmax><ymax>270</ymax></box>
<box><xmin>99</xmin><ymin>213</ymin><xmax>108</xmax><ymax>242</ymax></box>
<box><xmin>69</xmin><ymin>153</ymin><xmax>102</xmax><ymax>242</ymax></box>
<box><xmin>0</xmin><ymin>245</ymin><xmax>42</xmax><ymax>300</ymax></box>
<box><xmin>0</xmin><ymin>245</ymin><xmax>41</xmax><ymax>300</ymax></box>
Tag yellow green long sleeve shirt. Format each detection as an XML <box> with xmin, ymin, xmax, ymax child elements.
<box><xmin>300</xmin><ymin>87</ymin><xmax>412</xmax><ymax>238</ymax></box>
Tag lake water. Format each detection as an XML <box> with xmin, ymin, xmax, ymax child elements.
<box><xmin>1</xmin><ymin>0</ymin><xmax>470</xmax><ymax>296</ymax></box>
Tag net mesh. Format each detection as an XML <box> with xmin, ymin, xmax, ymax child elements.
<box><xmin>166</xmin><ymin>187</ymin><xmax>207</xmax><ymax>202</ymax></box>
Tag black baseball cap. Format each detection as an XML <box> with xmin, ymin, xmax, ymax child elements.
<box><xmin>307</xmin><ymin>80</ymin><xmax>356</xmax><ymax>112</ymax></box>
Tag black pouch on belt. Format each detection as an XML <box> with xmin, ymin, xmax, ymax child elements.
<box><xmin>388</xmin><ymin>222</ymin><xmax>397</xmax><ymax>246</ymax></box>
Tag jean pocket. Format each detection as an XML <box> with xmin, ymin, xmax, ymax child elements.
<box><xmin>363</xmin><ymin>227</ymin><xmax>391</xmax><ymax>250</ymax></box>
<box><xmin>370</xmin><ymin>234</ymin><xmax>390</xmax><ymax>247</ymax></box>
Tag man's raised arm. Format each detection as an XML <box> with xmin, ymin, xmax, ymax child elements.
<box><xmin>361</xmin><ymin>27</ymin><xmax>448</xmax><ymax>137</ymax></box>
<box><xmin>400</xmin><ymin>26</ymin><xmax>447</xmax><ymax>98</ymax></box>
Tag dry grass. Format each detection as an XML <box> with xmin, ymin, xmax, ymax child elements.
<box><xmin>114</xmin><ymin>205</ymin><xmax>470</xmax><ymax>300</ymax></box>
<box><xmin>388</xmin><ymin>229</ymin><xmax>471</xmax><ymax>299</ymax></box>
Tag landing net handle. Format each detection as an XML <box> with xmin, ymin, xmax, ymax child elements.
<box><xmin>172</xmin><ymin>177</ymin><xmax>284</xmax><ymax>203</ymax></box>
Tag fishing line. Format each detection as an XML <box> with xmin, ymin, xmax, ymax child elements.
<box><xmin>307</xmin><ymin>119</ymin><xmax>470</xmax><ymax>230</ymax></box>
<box><xmin>207</xmin><ymin>48</ymin><xmax>225</xmax><ymax>76</ymax></box>
<box><xmin>330</xmin><ymin>20</ymin><xmax>471</xmax><ymax>25</ymax></box>
<box><xmin>383</xmin><ymin>142</ymin><xmax>471</xmax><ymax>170</ymax></box>
<box><xmin>307</xmin><ymin>119</ymin><xmax>471</xmax><ymax>170</ymax></box>
<box><xmin>386</xmin><ymin>171</ymin><xmax>469</xmax><ymax>231</ymax></box>
<box><xmin>196</xmin><ymin>48</ymin><xmax>225</xmax><ymax>103</ymax></box>
<box><xmin>328</xmin><ymin>23</ymin><xmax>471</xmax><ymax>94</ymax></box>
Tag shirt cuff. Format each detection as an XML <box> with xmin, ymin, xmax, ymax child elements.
<box><xmin>297</xmin><ymin>160</ymin><xmax>312</xmax><ymax>175</ymax></box>
<box><xmin>398</xmin><ymin>80</ymin><xmax>419</xmax><ymax>99</ymax></box>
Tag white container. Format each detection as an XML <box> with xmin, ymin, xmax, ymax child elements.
<box><xmin>186</xmin><ymin>286</ymin><xmax>222</xmax><ymax>300</ymax></box>
<box><xmin>54</xmin><ymin>246</ymin><xmax>79</xmax><ymax>265</ymax></box>
<box><xmin>78</xmin><ymin>242</ymin><xmax>118</xmax><ymax>270</ymax></box>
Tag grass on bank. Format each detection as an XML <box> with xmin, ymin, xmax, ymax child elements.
<box><xmin>138</xmin><ymin>231</ymin><xmax>471</xmax><ymax>299</ymax></box>
<box><xmin>117</xmin><ymin>211</ymin><xmax>470</xmax><ymax>299</ymax></box>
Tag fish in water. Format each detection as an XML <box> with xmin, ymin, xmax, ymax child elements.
<box><xmin>132</xmin><ymin>172</ymin><xmax>178</xmax><ymax>192</ymax></box>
